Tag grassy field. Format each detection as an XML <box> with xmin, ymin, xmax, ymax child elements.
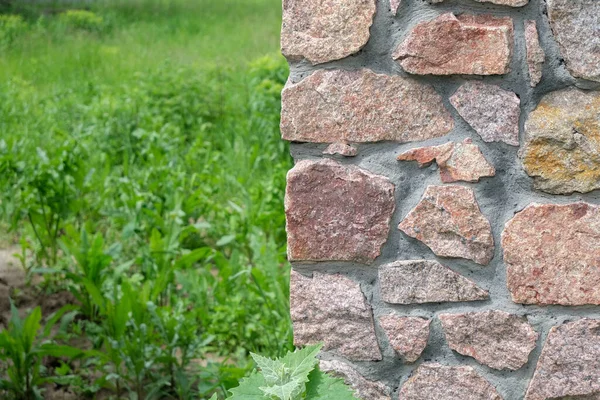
<box><xmin>0</xmin><ymin>1</ymin><xmax>292</xmax><ymax>398</ymax></box>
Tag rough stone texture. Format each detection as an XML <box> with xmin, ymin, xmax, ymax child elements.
<box><xmin>323</xmin><ymin>142</ymin><xmax>358</xmax><ymax>157</ymax></box>
<box><xmin>547</xmin><ymin>0</ymin><xmax>600</xmax><ymax>82</ymax></box>
<box><xmin>450</xmin><ymin>81</ymin><xmax>520</xmax><ymax>146</ymax></box>
<box><xmin>281</xmin><ymin>69</ymin><xmax>454</xmax><ymax>143</ymax></box>
<box><xmin>290</xmin><ymin>271</ymin><xmax>382</xmax><ymax>361</ymax></box>
<box><xmin>379</xmin><ymin>315</ymin><xmax>430</xmax><ymax>362</ymax></box>
<box><xmin>398</xmin><ymin>186</ymin><xmax>494</xmax><ymax>265</ymax></box>
<box><xmin>391</xmin><ymin>0</ymin><xmax>401</xmax><ymax>15</ymax></box>
<box><xmin>502</xmin><ymin>202</ymin><xmax>600</xmax><ymax>306</ymax></box>
<box><xmin>320</xmin><ymin>360</ymin><xmax>391</xmax><ymax>400</ymax></box>
<box><xmin>439</xmin><ymin>311</ymin><xmax>538</xmax><ymax>371</ymax></box>
<box><xmin>521</xmin><ymin>88</ymin><xmax>600</xmax><ymax>194</ymax></box>
<box><xmin>398</xmin><ymin>363</ymin><xmax>503</xmax><ymax>400</ymax></box>
<box><xmin>285</xmin><ymin>159</ymin><xmax>395</xmax><ymax>264</ymax></box>
<box><xmin>280</xmin><ymin>0</ymin><xmax>376</xmax><ymax>65</ymax></box>
<box><xmin>430</xmin><ymin>0</ymin><xmax>527</xmax><ymax>6</ymax></box>
<box><xmin>524</xmin><ymin>20</ymin><xmax>544</xmax><ymax>87</ymax></box>
<box><xmin>393</xmin><ymin>13</ymin><xmax>514</xmax><ymax>76</ymax></box>
<box><xmin>379</xmin><ymin>260</ymin><xmax>489</xmax><ymax>304</ymax></box>
<box><xmin>397</xmin><ymin>139</ymin><xmax>495</xmax><ymax>183</ymax></box>
<box><xmin>525</xmin><ymin>319</ymin><xmax>600</xmax><ymax>400</ymax></box>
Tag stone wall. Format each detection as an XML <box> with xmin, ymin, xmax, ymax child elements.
<box><xmin>280</xmin><ymin>0</ymin><xmax>600</xmax><ymax>399</ymax></box>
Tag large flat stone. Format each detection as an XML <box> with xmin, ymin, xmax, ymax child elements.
<box><xmin>290</xmin><ymin>271</ymin><xmax>382</xmax><ymax>361</ymax></box>
<box><xmin>393</xmin><ymin>13</ymin><xmax>514</xmax><ymax>76</ymax></box>
<box><xmin>526</xmin><ymin>319</ymin><xmax>600</xmax><ymax>400</ymax></box>
<box><xmin>502</xmin><ymin>202</ymin><xmax>600</xmax><ymax>306</ymax></box>
<box><xmin>450</xmin><ymin>82</ymin><xmax>520</xmax><ymax>146</ymax></box>
<box><xmin>281</xmin><ymin>0</ymin><xmax>376</xmax><ymax>65</ymax></box>
<box><xmin>440</xmin><ymin>311</ymin><xmax>538</xmax><ymax>371</ymax></box>
<box><xmin>398</xmin><ymin>363</ymin><xmax>503</xmax><ymax>400</ymax></box>
<box><xmin>281</xmin><ymin>69</ymin><xmax>454</xmax><ymax>143</ymax></box>
<box><xmin>547</xmin><ymin>0</ymin><xmax>600</xmax><ymax>82</ymax></box>
<box><xmin>398</xmin><ymin>185</ymin><xmax>494</xmax><ymax>265</ymax></box>
<box><xmin>397</xmin><ymin>139</ymin><xmax>495</xmax><ymax>183</ymax></box>
<box><xmin>525</xmin><ymin>20</ymin><xmax>545</xmax><ymax>87</ymax></box>
<box><xmin>379</xmin><ymin>315</ymin><xmax>430</xmax><ymax>362</ymax></box>
<box><xmin>521</xmin><ymin>88</ymin><xmax>600</xmax><ymax>194</ymax></box>
<box><xmin>285</xmin><ymin>159</ymin><xmax>395</xmax><ymax>264</ymax></box>
<box><xmin>320</xmin><ymin>360</ymin><xmax>391</xmax><ymax>400</ymax></box>
<box><xmin>379</xmin><ymin>260</ymin><xmax>489</xmax><ymax>304</ymax></box>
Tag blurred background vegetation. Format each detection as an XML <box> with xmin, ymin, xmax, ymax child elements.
<box><xmin>0</xmin><ymin>0</ymin><xmax>292</xmax><ymax>398</ymax></box>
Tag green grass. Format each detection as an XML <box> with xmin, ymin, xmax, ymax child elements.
<box><xmin>0</xmin><ymin>1</ymin><xmax>292</xmax><ymax>399</ymax></box>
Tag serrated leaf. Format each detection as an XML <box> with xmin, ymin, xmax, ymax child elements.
<box><xmin>281</xmin><ymin>343</ymin><xmax>322</xmax><ymax>385</ymax></box>
<box><xmin>251</xmin><ymin>352</ymin><xmax>288</xmax><ymax>386</ymax></box>
<box><xmin>259</xmin><ymin>378</ymin><xmax>303</xmax><ymax>400</ymax></box>
<box><xmin>305</xmin><ymin>368</ymin><xmax>357</xmax><ymax>400</ymax></box>
<box><xmin>227</xmin><ymin>370</ymin><xmax>268</xmax><ymax>400</ymax></box>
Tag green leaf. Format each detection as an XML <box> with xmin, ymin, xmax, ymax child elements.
<box><xmin>259</xmin><ymin>378</ymin><xmax>303</xmax><ymax>400</ymax></box>
<box><xmin>37</xmin><ymin>343</ymin><xmax>84</xmax><ymax>358</ymax></box>
<box><xmin>281</xmin><ymin>344</ymin><xmax>321</xmax><ymax>385</ymax></box>
<box><xmin>305</xmin><ymin>369</ymin><xmax>357</xmax><ymax>400</ymax></box>
<box><xmin>216</xmin><ymin>234</ymin><xmax>236</xmax><ymax>247</ymax></box>
<box><xmin>227</xmin><ymin>370</ymin><xmax>268</xmax><ymax>400</ymax></box>
<box><xmin>251</xmin><ymin>352</ymin><xmax>287</xmax><ymax>386</ymax></box>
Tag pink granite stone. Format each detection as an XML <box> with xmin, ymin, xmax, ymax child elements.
<box><xmin>525</xmin><ymin>20</ymin><xmax>545</xmax><ymax>87</ymax></box>
<box><xmin>397</xmin><ymin>139</ymin><xmax>495</xmax><ymax>183</ymax></box>
<box><xmin>430</xmin><ymin>0</ymin><xmax>527</xmax><ymax>5</ymax></box>
<box><xmin>390</xmin><ymin>0</ymin><xmax>402</xmax><ymax>15</ymax></box>
<box><xmin>281</xmin><ymin>69</ymin><xmax>454</xmax><ymax>143</ymax></box>
<box><xmin>393</xmin><ymin>13</ymin><xmax>514</xmax><ymax>76</ymax></box>
<box><xmin>290</xmin><ymin>271</ymin><xmax>382</xmax><ymax>361</ymax></box>
<box><xmin>398</xmin><ymin>185</ymin><xmax>494</xmax><ymax>265</ymax></box>
<box><xmin>379</xmin><ymin>315</ymin><xmax>430</xmax><ymax>362</ymax></box>
<box><xmin>440</xmin><ymin>311</ymin><xmax>538</xmax><ymax>370</ymax></box>
<box><xmin>320</xmin><ymin>360</ymin><xmax>391</xmax><ymax>400</ymax></box>
<box><xmin>503</xmin><ymin>202</ymin><xmax>600</xmax><ymax>306</ymax></box>
<box><xmin>285</xmin><ymin>159</ymin><xmax>395</xmax><ymax>264</ymax></box>
<box><xmin>323</xmin><ymin>142</ymin><xmax>358</xmax><ymax>157</ymax></box>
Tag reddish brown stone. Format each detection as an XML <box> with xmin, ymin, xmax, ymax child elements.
<box><xmin>281</xmin><ymin>0</ymin><xmax>376</xmax><ymax>65</ymax></box>
<box><xmin>397</xmin><ymin>139</ymin><xmax>495</xmax><ymax>183</ymax></box>
<box><xmin>379</xmin><ymin>260</ymin><xmax>489</xmax><ymax>304</ymax></box>
<box><xmin>526</xmin><ymin>319</ymin><xmax>600</xmax><ymax>400</ymax></box>
<box><xmin>450</xmin><ymin>82</ymin><xmax>520</xmax><ymax>146</ymax></box>
<box><xmin>320</xmin><ymin>360</ymin><xmax>391</xmax><ymax>400</ymax></box>
<box><xmin>393</xmin><ymin>13</ymin><xmax>514</xmax><ymax>76</ymax></box>
<box><xmin>323</xmin><ymin>142</ymin><xmax>358</xmax><ymax>157</ymax></box>
<box><xmin>440</xmin><ymin>311</ymin><xmax>538</xmax><ymax>371</ymax></box>
<box><xmin>399</xmin><ymin>363</ymin><xmax>503</xmax><ymax>400</ymax></box>
<box><xmin>285</xmin><ymin>159</ymin><xmax>395</xmax><ymax>264</ymax></box>
<box><xmin>398</xmin><ymin>186</ymin><xmax>494</xmax><ymax>265</ymax></box>
<box><xmin>290</xmin><ymin>271</ymin><xmax>382</xmax><ymax>361</ymax></box>
<box><xmin>525</xmin><ymin>20</ymin><xmax>545</xmax><ymax>87</ymax></box>
<box><xmin>503</xmin><ymin>202</ymin><xmax>600</xmax><ymax>306</ymax></box>
<box><xmin>281</xmin><ymin>69</ymin><xmax>454</xmax><ymax>143</ymax></box>
<box><xmin>379</xmin><ymin>315</ymin><xmax>430</xmax><ymax>362</ymax></box>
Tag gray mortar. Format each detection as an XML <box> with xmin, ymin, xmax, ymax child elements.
<box><xmin>285</xmin><ymin>0</ymin><xmax>600</xmax><ymax>399</ymax></box>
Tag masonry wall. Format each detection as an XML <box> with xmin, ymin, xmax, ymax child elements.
<box><xmin>281</xmin><ymin>0</ymin><xmax>600</xmax><ymax>399</ymax></box>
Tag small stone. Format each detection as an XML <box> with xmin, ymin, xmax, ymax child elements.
<box><xmin>450</xmin><ymin>81</ymin><xmax>520</xmax><ymax>146</ymax></box>
<box><xmin>391</xmin><ymin>0</ymin><xmax>402</xmax><ymax>15</ymax></box>
<box><xmin>547</xmin><ymin>0</ymin><xmax>600</xmax><ymax>82</ymax></box>
<box><xmin>379</xmin><ymin>260</ymin><xmax>489</xmax><ymax>304</ymax></box>
<box><xmin>320</xmin><ymin>360</ymin><xmax>391</xmax><ymax>400</ymax></box>
<box><xmin>525</xmin><ymin>319</ymin><xmax>600</xmax><ymax>400</ymax></box>
<box><xmin>281</xmin><ymin>0</ymin><xmax>376</xmax><ymax>65</ymax></box>
<box><xmin>521</xmin><ymin>88</ymin><xmax>600</xmax><ymax>194</ymax></box>
<box><xmin>286</xmin><ymin>159</ymin><xmax>395</xmax><ymax>264</ymax></box>
<box><xmin>379</xmin><ymin>315</ymin><xmax>430</xmax><ymax>362</ymax></box>
<box><xmin>393</xmin><ymin>13</ymin><xmax>514</xmax><ymax>76</ymax></box>
<box><xmin>439</xmin><ymin>311</ymin><xmax>538</xmax><ymax>371</ymax></box>
<box><xmin>502</xmin><ymin>202</ymin><xmax>600</xmax><ymax>306</ymax></box>
<box><xmin>323</xmin><ymin>142</ymin><xmax>358</xmax><ymax>157</ymax></box>
<box><xmin>290</xmin><ymin>271</ymin><xmax>382</xmax><ymax>361</ymax></box>
<box><xmin>398</xmin><ymin>363</ymin><xmax>503</xmax><ymax>400</ymax></box>
<box><xmin>281</xmin><ymin>69</ymin><xmax>454</xmax><ymax>143</ymax></box>
<box><xmin>397</xmin><ymin>139</ymin><xmax>495</xmax><ymax>183</ymax></box>
<box><xmin>525</xmin><ymin>20</ymin><xmax>544</xmax><ymax>87</ymax></box>
<box><xmin>398</xmin><ymin>186</ymin><xmax>494</xmax><ymax>265</ymax></box>
<box><xmin>430</xmin><ymin>0</ymin><xmax>527</xmax><ymax>6</ymax></box>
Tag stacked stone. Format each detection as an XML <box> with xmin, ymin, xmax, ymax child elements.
<box><xmin>281</xmin><ymin>0</ymin><xmax>600</xmax><ymax>399</ymax></box>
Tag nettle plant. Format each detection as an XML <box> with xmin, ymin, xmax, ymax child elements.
<box><xmin>227</xmin><ymin>344</ymin><xmax>356</xmax><ymax>400</ymax></box>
